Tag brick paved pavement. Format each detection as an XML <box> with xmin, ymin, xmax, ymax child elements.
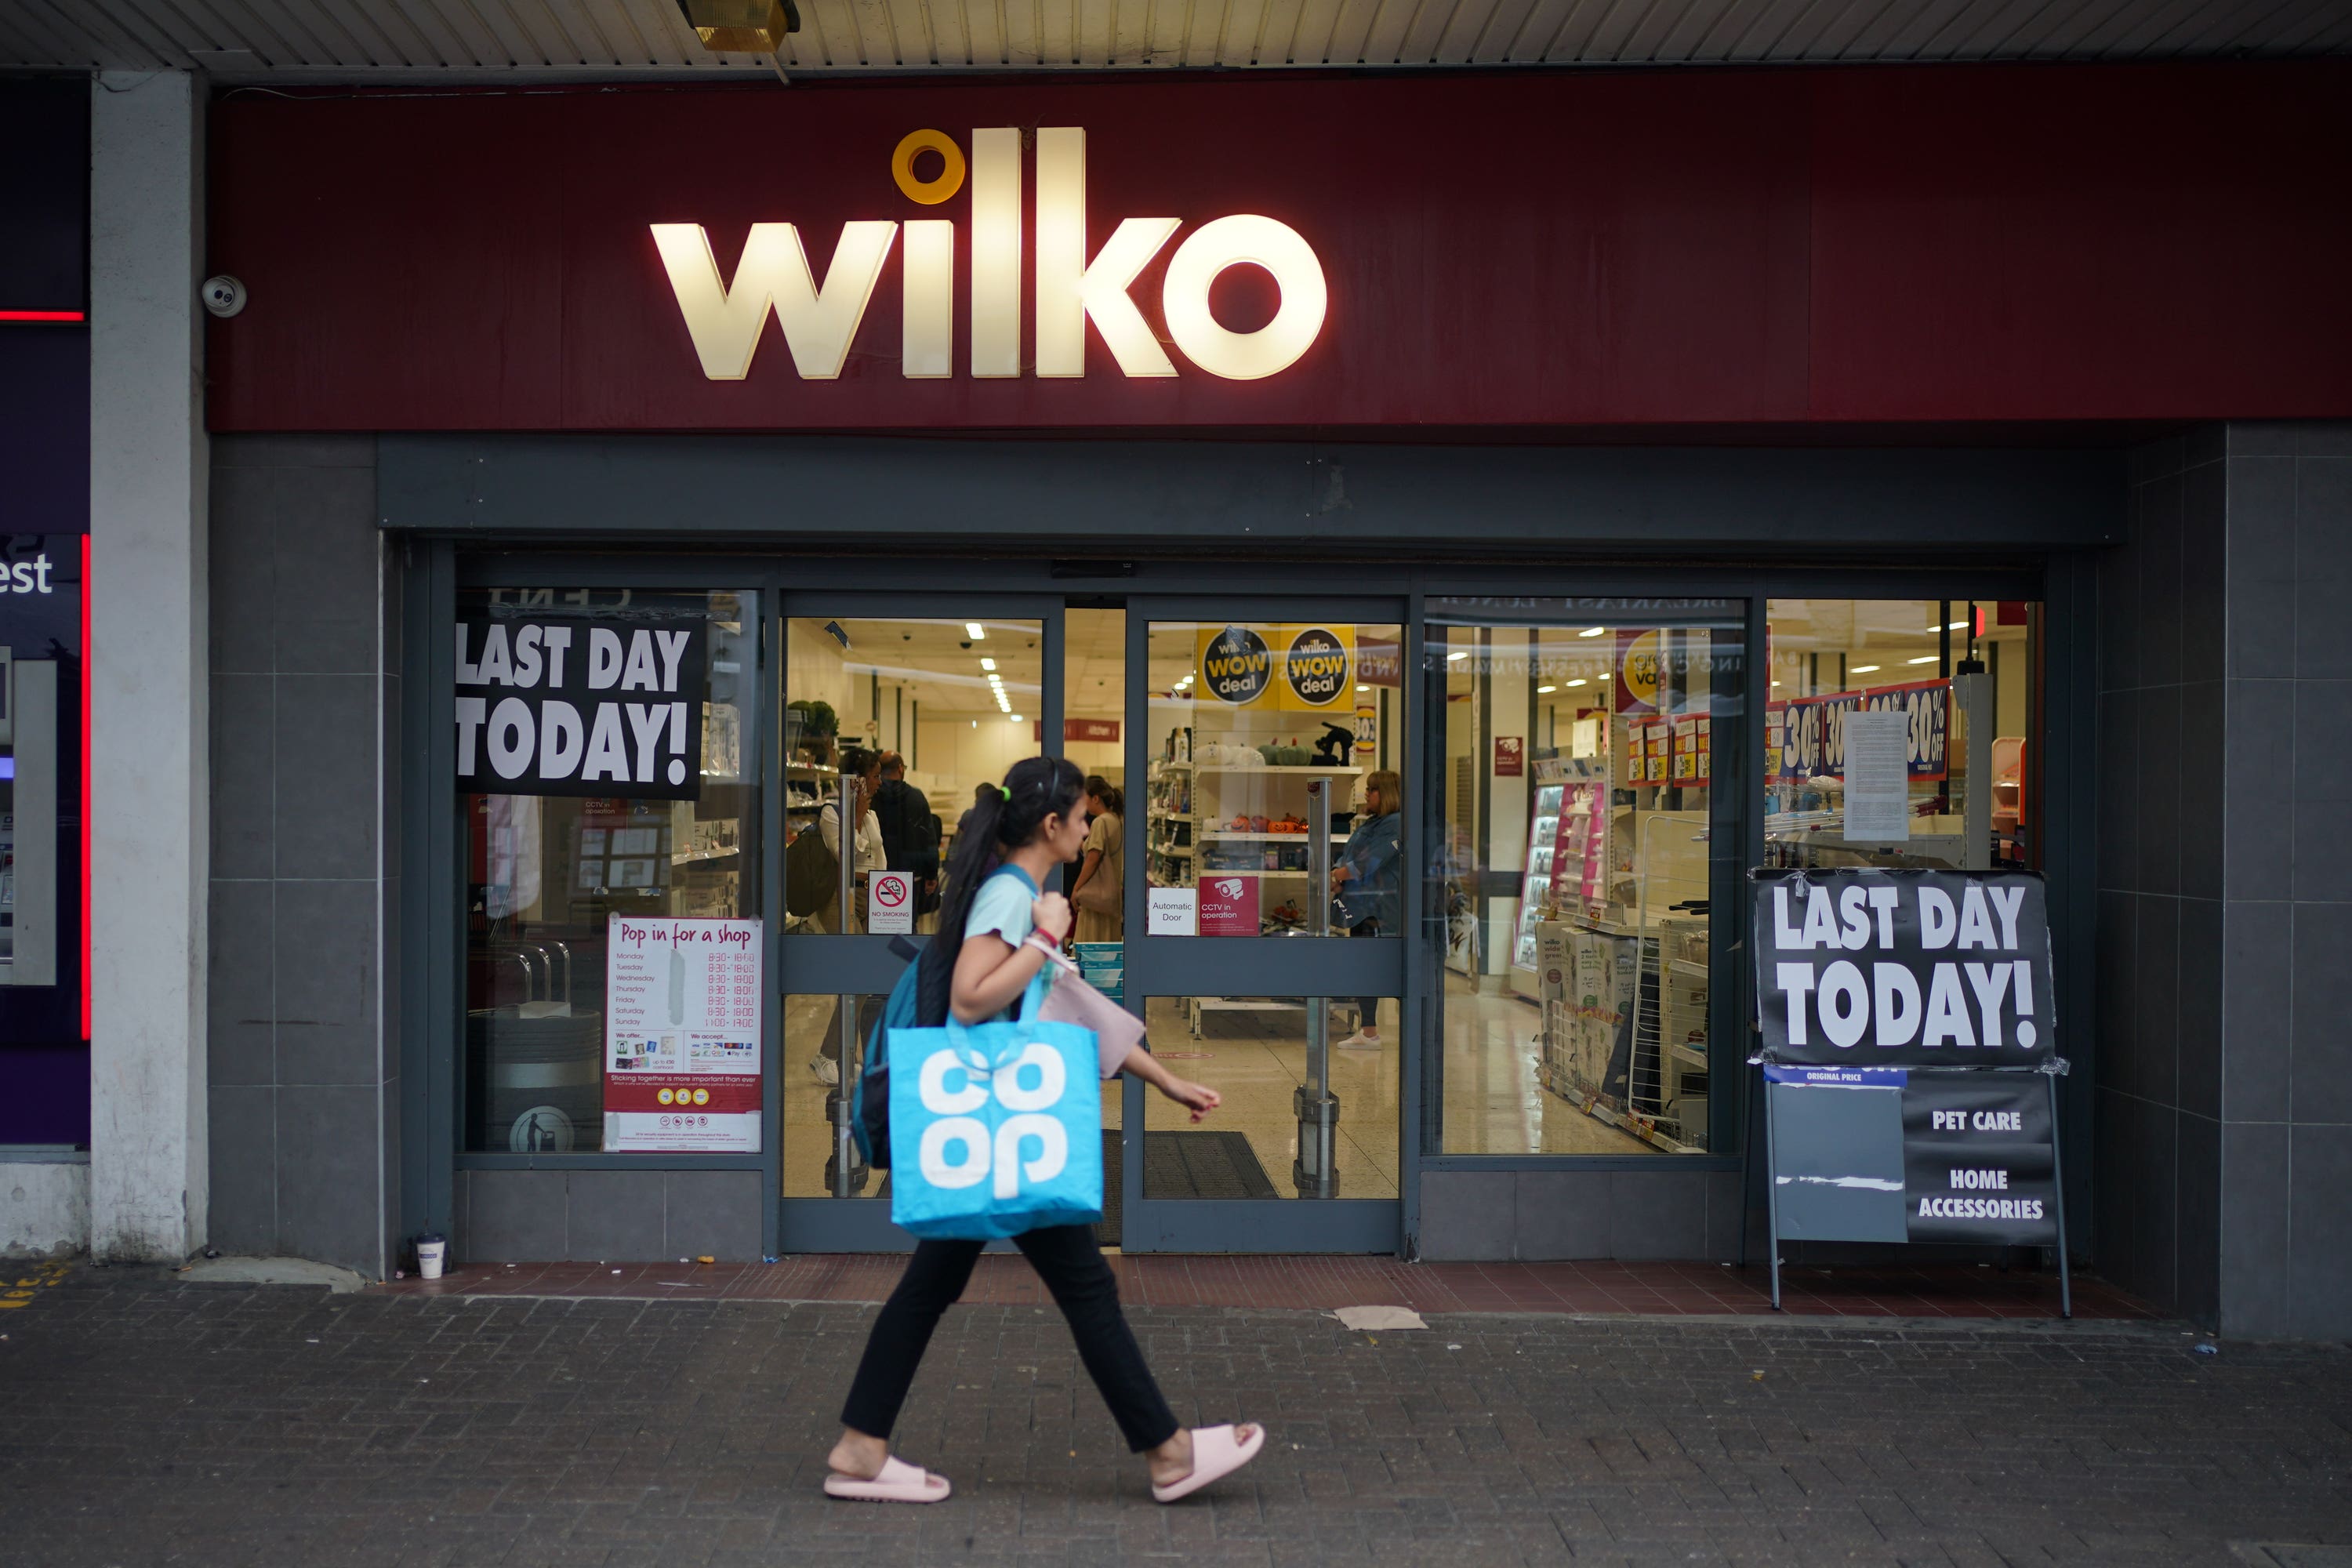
<box><xmin>1</xmin><ymin>1271</ymin><xmax>2347</xmax><ymax>1568</ymax></box>
<box><xmin>384</xmin><ymin>1256</ymin><xmax>2143</xmax><ymax>1321</ymax></box>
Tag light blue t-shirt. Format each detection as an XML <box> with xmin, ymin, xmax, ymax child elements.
<box><xmin>964</xmin><ymin>864</ymin><xmax>1048</xmax><ymax>1022</ymax></box>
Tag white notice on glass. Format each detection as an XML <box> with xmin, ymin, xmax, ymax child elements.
<box><xmin>1842</xmin><ymin>710</ymin><xmax>1912</xmax><ymax>841</ymax></box>
<box><xmin>1148</xmin><ymin>887</ymin><xmax>1198</xmax><ymax>937</ymax></box>
<box><xmin>867</xmin><ymin>869</ymin><xmax>914</xmax><ymax>935</ymax></box>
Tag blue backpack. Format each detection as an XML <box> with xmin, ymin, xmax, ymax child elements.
<box><xmin>852</xmin><ymin>935</ymin><xmax>927</xmax><ymax>1169</ymax></box>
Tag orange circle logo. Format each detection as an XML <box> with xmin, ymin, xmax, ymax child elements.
<box><xmin>891</xmin><ymin>129</ymin><xmax>966</xmax><ymax>205</ymax></box>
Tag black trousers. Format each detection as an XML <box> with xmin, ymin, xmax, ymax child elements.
<box><xmin>840</xmin><ymin>1224</ymin><xmax>1180</xmax><ymax>1454</ymax></box>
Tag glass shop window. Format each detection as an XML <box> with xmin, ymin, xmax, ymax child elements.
<box><xmin>460</xmin><ymin>589</ymin><xmax>762</xmax><ymax>1156</ymax></box>
<box><xmin>1428</xmin><ymin>601</ymin><xmax>1741</xmax><ymax>1157</ymax></box>
<box><xmin>1764</xmin><ymin>599</ymin><xmax>2040</xmax><ymax>872</ymax></box>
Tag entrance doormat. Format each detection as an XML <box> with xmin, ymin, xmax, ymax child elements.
<box><xmin>1098</xmin><ymin>1130</ymin><xmax>1282</xmax><ymax>1245</ymax></box>
<box><xmin>873</xmin><ymin>1130</ymin><xmax>1279</xmax><ymax>1247</ymax></box>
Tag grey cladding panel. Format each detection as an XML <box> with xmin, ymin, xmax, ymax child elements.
<box><xmin>379</xmin><ymin>436</ymin><xmax>2125</xmax><ymax>553</ymax></box>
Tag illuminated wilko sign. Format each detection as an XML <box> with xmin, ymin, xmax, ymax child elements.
<box><xmin>652</xmin><ymin>127</ymin><xmax>1327</xmax><ymax>383</ymax></box>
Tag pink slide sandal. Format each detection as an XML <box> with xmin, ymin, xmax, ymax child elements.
<box><xmin>1152</xmin><ymin>1423</ymin><xmax>1266</xmax><ymax>1504</ymax></box>
<box><xmin>823</xmin><ymin>1454</ymin><xmax>953</xmax><ymax>1503</ymax></box>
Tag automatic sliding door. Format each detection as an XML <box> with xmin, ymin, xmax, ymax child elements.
<box><xmin>1119</xmin><ymin>603</ymin><xmax>1406</xmax><ymax>1252</ymax></box>
<box><xmin>776</xmin><ymin>597</ymin><xmax>1060</xmax><ymax>1250</ymax></box>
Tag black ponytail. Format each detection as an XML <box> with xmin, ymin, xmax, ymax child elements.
<box><xmin>916</xmin><ymin>756</ymin><xmax>1087</xmax><ymax>1025</ymax></box>
<box><xmin>1084</xmin><ymin>775</ymin><xmax>1125</xmax><ymax>818</ymax></box>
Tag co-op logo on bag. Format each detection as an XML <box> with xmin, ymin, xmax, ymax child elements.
<box><xmin>651</xmin><ymin>126</ymin><xmax>1327</xmax><ymax>383</ymax></box>
<box><xmin>917</xmin><ymin>1045</ymin><xmax>1069</xmax><ymax>1198</ymax></box>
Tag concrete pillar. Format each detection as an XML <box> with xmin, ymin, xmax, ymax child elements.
<box><xmin>88</xmin><ymin>71</ymin><xmax>209</xmax><ymax>1262</ymax></box>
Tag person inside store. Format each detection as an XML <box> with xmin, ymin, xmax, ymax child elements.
<box><xmin>1331</xmin><ymin>768</ymin><xmax>1402</xmax><ymax>1050</ymax></box>
<box><xmin>823</xmin><ymin>756</ymin><xmax>1264</xmax><ymax>1507</ymax></box>
<box><xmin>953</xmin><ymin>780</ymin><xmax>993</xmax><ymax>844</ymax></box>
<box><xmin>871</xmin><ymin>751</ymin><xmax>941</xmax><ymax>919</ymax></box>
<box><xmin>808</xmin><ymin>746</ymin><xmax>888</xmax><ymax>1087</ymax></box>
<box><xmin>1067</xmin><ymin>775</ymin><xmax>1125</xmax><ymax>943</ymax></box>
<box><xmin>815</xmin><ymin>745</ymin><xmax>888</xmax><ymax>934</ymax></box>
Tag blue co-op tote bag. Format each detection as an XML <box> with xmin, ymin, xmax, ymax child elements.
<box><xmin>885</xmin><ymin>971</ymin><xmax>1104</xmax><ymax>1240</ymax></box>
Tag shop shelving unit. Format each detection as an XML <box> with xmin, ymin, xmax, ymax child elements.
<box><xmin>1150</xmin><ymin>751</ymin><xmax>1361</xmax><ymax>1031</ymax></box>
<box><xmin>1519</xmin><ymin>706</ymin><xmax>1711</xmax><ymax>1154</ymax></box>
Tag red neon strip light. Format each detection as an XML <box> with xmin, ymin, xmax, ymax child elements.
<box><xmin>81</xmin><ymin>535</ymin><xmax>92</xmax><ymax>1044</ymax></box>
<box><xmin>0</xmin><ymin>310</ymin><xmax>85</xmax><ymax>322</ymax></box>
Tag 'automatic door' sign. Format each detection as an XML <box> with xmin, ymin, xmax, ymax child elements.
<box><xmin>456</xmin><ymin>608</ymin><xmax>709</xmax><ymax>799</ymax></box>
<box><xmin>1751</xmin><ymin>868</ymin><xmax>2055</xmax><ymax>1068</ymax></box>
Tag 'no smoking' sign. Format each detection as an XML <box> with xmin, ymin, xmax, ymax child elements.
<box><xmin>869</xmin><ymin>869</ymin><xmax>914</xmax><ymax>935</ymax></box>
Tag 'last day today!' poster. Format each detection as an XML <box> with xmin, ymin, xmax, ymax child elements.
<box><xmin>603</xmin><ymin>916</ymin><xmax>764</xmax><ymax>1152</ymax></box>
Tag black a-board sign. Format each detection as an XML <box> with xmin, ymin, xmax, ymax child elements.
<box><xmin>454</xmin><ymin>604</ymin><xmax>708</xmax><ymax>800</ymax></box>
<box><xmin>1750</xmin><ymin>866</ymin><xmax>2071</xmax><ymax>1315</ymax></box>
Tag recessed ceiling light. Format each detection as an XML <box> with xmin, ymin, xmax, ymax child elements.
<box><xmin>1356</xmin><ymin>684</ymin><xmax>1370</xmax><ymax>693</ymax></box>
<box><xmin>1850</xmin><ymin>664</ymin><xmax>1880</xmax><ymax>673</ymax></box>
<box><xmin>1565</xmin><ymin>678</ymin><xmax>1588</xmax><ymax>688</ymax></box>
<box><xmin>1578</xmin><ymin>627</ymin><xmax>1606</xmax><ymax>638</ymax></box>
<box><xmin>981</xmin><ymin>656</ymin><xmax>996</xmax><ymax>671</ymax></box>
<box><xmin>967</xmin><ymin>623</ymin><xmax>984</xmax><ymax>639</ymax></box>
<box><xmin>1008</xmin><ymin>714</ymin><xmax>1024</xmax><ymax>724</ymax></box>
<box><xmin>1537</xmin><ymin>684</ymin><xmax>1556</xmax><ymax>694</ymax></box>
<box><xmin>1446</xmin><ymin>651</ymin><xmax>1468</xmax><ymax>662</ymax></box>
<box><xmin>1907</xmin><ymin>655</ymin><xmax>1940</xmax><ymax>665</ymax></box>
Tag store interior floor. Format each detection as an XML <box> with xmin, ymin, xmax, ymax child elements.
<box><xmin>780</xmin><ymin>970</ymin><xmax>1648</xmax><ymax>1202</ymax></box>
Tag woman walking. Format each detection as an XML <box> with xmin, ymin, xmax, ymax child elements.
<box><xmin>823</xmin><ymin>756</ymin><xmax>1265</xmax><ymax>1505</ymax></box>
<box><xmin>1068</xmin><ymin>775</ymin><xmax>1126</xmax><ymax>944</ymax></box>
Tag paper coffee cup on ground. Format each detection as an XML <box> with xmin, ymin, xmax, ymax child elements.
<box><xmin>416</xmin><ymin>1234</ymin><xmax>447</xmax><ymax>1280</ymax></box>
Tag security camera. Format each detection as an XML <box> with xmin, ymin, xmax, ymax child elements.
<box><xmin>201</xmin><ymin>276</ymin><xmax>247</xmax><ymax>318</ymax></box>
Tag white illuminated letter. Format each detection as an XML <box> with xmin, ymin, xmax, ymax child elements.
<box><xmin>1035</xmin><ymin>127</ymin><xmax>1179</xmax><ymax>379</ymax></box>
<box><xmin>902</xmin><ymin>219</ymin><xmax>954</xmax><ymax>379</ymax></box>
<box><xmin>969</xmin><ymin>128</ymin><xmax>1022</xmax><ymax>378</ymax></box>
<box><xmin>1160</xmin><ymin>214</ymin><xmax>1327</xmax><ymax>380</ymax></box>
<box><xmin>650</xmin><ymin>220</ymin><xmax>898</xmax><ymax>380</ymax></box>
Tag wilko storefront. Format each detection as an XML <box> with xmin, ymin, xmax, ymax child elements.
<box><xmin>169</xmin><ymin>60</ymin><xmax>2352</xmax><ymax>1340</ymax></box>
